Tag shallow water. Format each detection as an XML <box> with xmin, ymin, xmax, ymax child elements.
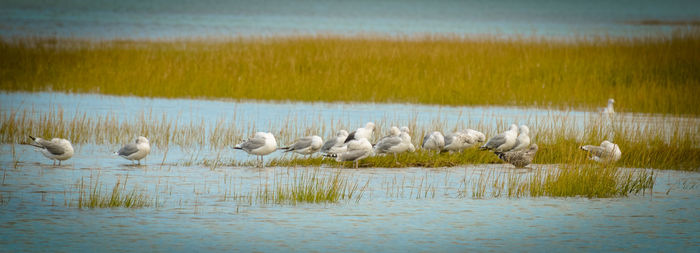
<box><xmin>1</xmin><ymin>145</ymin><xmax>699</xmax><ymax>252</ymax></box>
<box><xmin>1</xmin><ymin>91</ymin><xmax>699</xmax><ymax>251</ymax></box>
<box><xmin>1</xmin><ymin>91</ymin><xmax>698</xmax><ymax>165</ymax></box>
<box><xmin>1</xmin><ymin>0</ymin><xmax>698</xmax><ymax>39</ymax></box>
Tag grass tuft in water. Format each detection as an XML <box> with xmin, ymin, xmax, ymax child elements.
<box><xmin>254</xmin><ymin>168</ymin><xmax>368</xmax><ymax>205</ymax></box>
<box><xmin>70</xmin><ymin>175</ymin><xmax>154</xmax><ymax>208</ymax></box>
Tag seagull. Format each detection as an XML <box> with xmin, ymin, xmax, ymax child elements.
<box><xmin>280</xmin><ymin>135</ymin><xmax>323</xmax><ymax>157</ymax></box>
<box><xmin>480</xmin><ymin>124</ymin><xmax>518</xmax><ymax>152</ymax></box>
<box><xmin>374</xmin><ymin>127</ymin><xmax>412</xmax><ymax>162</ymax></box>
<box><xmin>495</xmin><ymin>144</ymin><xmax>538</xmax><ymax>168</ymax></box>
<box><xmin>580</xmin><ymin>140</ymin><xmax>621</xmax><ymax>163</ymax></box>
<box><xmin>28</xmin><ymin>135</ymin><xmax>74</xmax><ymax>165</ymax></box>
<box><xmin>115</xmin><ymin>136</ymin><xmax>151</xmax><ymax>165</ymax></box>
<box><xmin>464</xmin><ymin>129</ymin><xmax>486</xmax><ymax>143</ymax></box>
<box><xmin>320</xmin><ymin>130</ymin><xmax>349</xmax><ymax>156</ymax></box>
<box><xmin>422</xmin><ymin>131</ymin><xmax>445</xmax><ymax>153</ymax></box>
<box><xmin>334</xmin><ymin>138</ymin><xmax>373</xmax><ymax>169</ymax></box>
<box><xmin>443</xmin><ymin>131</ymin><xmax>478</xmax><ymax>153</ymax></box>
<box><xmin>399</xmin><ymin>127</ymin><xmax>416</xmax><ymax>152</ymax></box>
<box><xmin>344</xmin><ymin>122</ymin><xmax>375</xmax><ymax>143</ymax></box>
<box><xmin>233</xmin><ymin>132</ymin><xmax>278</xmax><ymax>167</ymax></box>
<box><xmin>601</xmin><ymin>98</ymin><xmax>615</xmax><ymax>114</ymax></box>
<box><xmin>509</xmin><ymin>125</ymin><xmax>531</xmax><ymax>152</ymax></box>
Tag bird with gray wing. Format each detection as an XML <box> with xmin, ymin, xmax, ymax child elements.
<box><xmin>321</xmin><ymin>130</ymin><xmax>349</xmax><ymax>156</ymax></box>
<box><xmin>334</xmin><ymin>138</ymin><xmax>373</xmax><ymax>169</ymax></box>
<box><xmin>115</xmin><ymin>136</ymin><xmax>151</xmax><ymax>165</ymax></box>
<box><xmin>495</xmin><ymin>144</ymin><xmax>538</xmax><ymax>168</ymax></box>
<box><xmin>579</xmin><ymin>140</ymin><xmax>621</xmax><ymax>163</ymax></box>
<box><xmin>233</xmin><ymin>132</ymin><xmax>278</xmax><ymax>168</ymax></box>
<box><xmin>509</xmin><ymin>125</ymin><xmax>531</xmax><ymax>152</ymax></box>
<box><xmin>422</xmin><ymin>131</ymin><xmax>445</xmax><ymax>153</ymax></box>
<box><xmin>480</xmin><ymin>124</ymin><xmax>518</xmax><ymax>152</ymax></box>
<box><xmin>280</xmin><ymin>135</ymin><xmax>323</xmax><ymax>157</ymax></box>
<box><xmin>28</xmin><ymin>135</ymin><xmax>74</xmax><ymax>166</ymax></box>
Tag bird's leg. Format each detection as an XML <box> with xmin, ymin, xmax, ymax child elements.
<box><xmin>355</xmin><ymin>160</ymin><xmax>358</xmax><ymax>169</ymax></box>
<box><xmin>58</xmin><ymin>160</ymin><xmax>61</xmax><ymax>166</ymax></box>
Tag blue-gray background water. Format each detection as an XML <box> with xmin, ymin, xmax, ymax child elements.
<box><xmin>1</xmin><ymin>0</ymin><xmax>699</xmax><ymax>39</ymax></box>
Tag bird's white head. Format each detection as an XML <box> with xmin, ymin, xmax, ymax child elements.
<box><xmin>389</xmin><ymin>126</ymin><xmax>401</xmax><ymax>136</ymax></box>
<box><xmin>136</xmin><ymin>136</ymin><xmax>149</xmax><ymax>144</ymax></box>
<box><xmin>366</xmin><ymin>122</ymin><xmax>376</xmax><ymax>130</ymax></box>
<box><xmin>337</xmin><ymin>130</ymin><xmax>349</xmax><ymax>137</ymax></box>
<box><xmin>608</xmin><ymin>98</ymin><xmax>615</xmax><ymax>105</ymax></box>
<box><xmin>400</xmin><ymin>126</ymin><xmax>410</xmax><ymax>133</ymax></box>
<box><xmin>519</xmin><ymin>125</ymin><xmax>530</xmax><ymax>135</ymax></box>
<box><xmin>510</xmin><ymin>124</ymin><xmax>518</xmax><ymax>132</ymax></box>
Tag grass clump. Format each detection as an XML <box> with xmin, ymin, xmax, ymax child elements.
<box><xmin>255</xmin><ymin>168</ymin><xmax>368</xmax><ymax>205</ymax></box>
<box><xmin>468</xmin><ymin>165</ymin><xmax>656</xmax><ymax>199</ymax></box>
<box><xmin>2</xmin><ymin>31</ymin><xmax>700</xmax><ymax>114</ymax></box>
<box><xmin>69</xmin><ymin>175</ymin><xmax>154</xmax><ymax>208</ymax></box>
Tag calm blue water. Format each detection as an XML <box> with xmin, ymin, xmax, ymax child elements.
<box><xmin>1</xmin><ymin>0</ymin><xmax>698</xmax><ymax>39</ymax></box>
<box><xmin>1</xmin><ymin>91</ymin><xmax>699</xmax><ymax>251</ymax></box>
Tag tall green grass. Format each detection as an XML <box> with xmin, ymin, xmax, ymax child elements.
<box><xmin>68</xmin><ymin>175</ymin><xmax>154</xmax><ymax>208</ymax></box>
<box><xmin>2</xmin><ymin>31</ymin><xmax>699</xmax><ymax>114</ymax></box>
<box><xmin>467</xmin><ymin>165</ymin><xmax>655</xmax><ymax>198</ymax></box>
<box><xmin>254</xmin><ymin>168</ymin><xmax>368</xmax><ymax>205</ymax></box>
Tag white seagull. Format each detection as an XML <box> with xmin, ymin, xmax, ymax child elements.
<box><xmin>233</xmin><ymin>132</ymin><xmax>278</xmax><ymax>167</ymax></box>
<box><xmin>399</xmin><ymin>127</ymin><xmax>416</xmax><ymax>152</ymax></box>
<box><xmin>374</xmin><ymin>127</ymin><xmax>412</xmax><ymax>162</ymax></box>
<box><xmin>601</xmin><ymin>98</ymin><xmax>615</xmax><ymax>114</ymax></box>
<box><xmin>443</xmin><ymin>131</ymin><xmax>479</xmax><ymax>153</ymax></box>
<box><xmin>335</xmin><ymin>138</ymin><xmax>373</xmax><ymax>169</ymax></box>
<box><xmin>344</xmin><ymin>122</ymin><xmax>375</xmax><ymax>143</ymax></box>
<box><xmin>480</xmin><ymin>124</ymin><xmax>518</xmax><ymax>152</ymax></box>
<box><xmin>580</xmin><ymin>140</ymin><xmax>622</xmax><ymax>163</ymax></box>
<box><xmin>320</xmin><ymin>130</ymin><xmax>349</xmax><ymax>156</ymax></box>
<box><xmin>422</xmin><ymin>131</ymin><xmax>445</xmax><ymax>153</ymax></box>
<box><xmin>115</xmin><ymin>136</ymin><xmax>151</xmax><ymax>165</ymax></box>
<box><xmin>28</xmin><ymin>135</ymin><xmax>74</xmax><ymax>166</ymax></box>
<box><xmin>280</xmin><ymin>135</ymin><xmax>323</xmax><ymax>156</ymax></box>
<box><xmin>509</xmin><ymin>125</ymin><xmax>531</xmax><ymax>152</ymax></box>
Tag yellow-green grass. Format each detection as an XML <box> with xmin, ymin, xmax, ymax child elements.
<box><xmin>467</xmin><ymin>164</ymin><xmax>655</xmax><ymax>198</ymax></box>
<box><xmin>2</xmin><ymin>31</ymin><xmax>700</xmax><ymax>114</ymax></box>
<box><xmin>68</xmin><ymin>175</ymin><xmax>154</xmax><ymax>208</ymax></box>
<box><xmin>3</xmin><ymin>108</ymin><xmax>698</xmax><ymax>170</ymax></box>
<box><xmin>253</xmin><ymin>168</ymin><xmax>367</xmax><ymax>205</ymax></box>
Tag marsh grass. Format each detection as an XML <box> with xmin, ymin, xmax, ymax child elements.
<box><xmin>253</xmin><ymin>168</ymin><xmax>368</xmax><ymax>205</ymax></box>
<box><xmin>3</xmin><ymin>107</ymin><xmax>698</xmax><ymax>170</ymax></box>
<box><xmin>69</xmin><ymin>175</ymin><xmax>154</xmax><ymax>208</ymax></box>
<box><xmin>467</xmin><ymin>164</ymin><xmax>655</xmax><ymax>198</ymax></box>
<box><xmin>2</xmin><ymin>32</ymin><xmax>700</xmax><ymax>114</ymax></box>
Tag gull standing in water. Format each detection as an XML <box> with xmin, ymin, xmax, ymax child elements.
<box><xmin>115</xmin><ymin>136</ymin><xmax>151</xmax><ymax>165</ymax></box>
<box><xmin>280</xmin><ymin>135</ymin><xmax>323</xmax><ymax>157</ymax></box>
<box><xmin>334</xmin><ymin>138</ymin><xmax>373</xmax><ymax>169</ymax></box>
<box><xmin>320</xmin><ymin>130</ymin><xmax>349</xmax><ymax>156</ymax></box>
<box><xmin>580</xmin><ymin>140</ymin><xmax>621</xmax><ymax>163</ymax></box>
<box><xmin>601</xmin><ymin>98</ymin><xmax>615</xmax><ymax>114</ymax></box>
<box><xmin>344</xmin><ymin>122</ymin><xmax>375</xmax><ymax>143</ymax></box>
<box><xmin>233</xmin><ymin>132</ymin><xmax>278</xmax><ymax>168</ymax></box>
<box><xmin>480</xmin><ymin>124</ymin><xmax>518</xmax><ymax>152</ymax></box>
<box><xmin>422</xmin><ymin>131</ymin><xmax>445</xmax><ymax>153</ymax></box>
<box><xmin>495</xmin><ymin>144</ymin><xmax>539</xmax><ymax>168</ymax></box>
<box><xmin>28</xmin><ymin>135</ymin><xmax>74</xmax><ymax>165</ymax></box>
<box><xmin>509</xmin><ymin>125</ymin><xmax>531</xmax><ymax>152</ymax></box>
